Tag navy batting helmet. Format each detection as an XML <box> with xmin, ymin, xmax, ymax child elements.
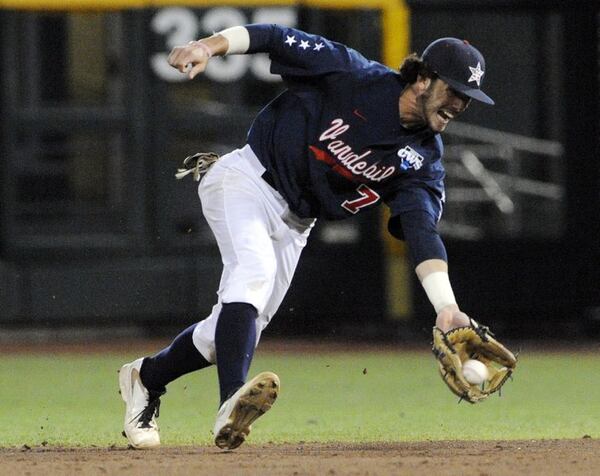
<box><xmin>422</xmin><ymin>38</ymin><xmax>494</xmax><ymax>105</ymax></box>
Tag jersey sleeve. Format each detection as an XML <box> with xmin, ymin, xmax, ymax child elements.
<box><xmin>388</xmin><ymin>209</ymin><xmax>448</xmax><ymax>265</ymax></box>
<box><xmin>385</xmin><ymin>160</ymin><xmax>446</xmax><ymax>225</ymax></box>
<box><xmin>385</xmin><ymin>161</ymin><xmax>447</xmax><ymax>266</ymax></box>
<box><xmin>245</xmin><ymin>24</ymin><xmax>374</xmax><ymax>77</ymax></box>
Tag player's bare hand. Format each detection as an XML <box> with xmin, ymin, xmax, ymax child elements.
<box><xmin>167</xmin><ymin>42</ymin><xmax>211</xmax><ymax>80</ymax></box>
<box><xmin>435</xmin><ymin>305</ymin><xmax>470</xmax><ymax>332</ymax></box>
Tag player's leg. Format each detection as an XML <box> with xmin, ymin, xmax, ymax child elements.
<box><xmin>118</xmin><ymin>147</ymin><xmax>267</xmax><ymax>449</ymax></box>
<box><xmin>197</xmin><ymin>147</ymin><xmax>284</xmax><ymax>449</ymax></box>
<box><xmin>211</xmin><ymin>210</ymin><xmax>313</xmax><ymax>449</ymax></box>
<box><xmin>194</xmin><ymin>147</ymin><xmax>313</xmax><ymax>449</ymax></box>
<box><xmin>192</xmin><ymin>148</ymin><xmax>313</xmax><ymax>364</ymax></box>
<box><xmin>211</xmin><ymin>231</ymin><xmax>310</xmax><ymax>407</ymax></box>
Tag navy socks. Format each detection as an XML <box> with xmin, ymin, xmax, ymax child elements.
<box><xmin>215</xmin><ymin>302</ymin><xmax>258</xmax><ymax>405</ymax></box>
<box><xmin>139</xmin><ymin>302</ymin><xmax>258</xmax><ymax>405</ymax></box>
<box><xmin>140</xmin><ymin>323</ymin><xmax>211</xmax><ymax>392</ymax></box>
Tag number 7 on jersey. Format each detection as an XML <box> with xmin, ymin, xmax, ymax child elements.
<box><xmin>341</xmin><ymin>184</ymin><xmax>380</xmax><ymax>214</ymax></box>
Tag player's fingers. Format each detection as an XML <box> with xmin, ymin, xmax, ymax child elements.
<box><xmin>181</xmin><ymin>52</ymin><xmax>201</xmax><ymax>70</ymax></box>
<box><xmin>188</xmin><ymin>62</ymin><xmax>206</xmax><ymax>79</ymax></box>
<box><xmin>167</xmin><ymin>54</ymin><xmax>182</xmax><ymax>70</ymax></box>
<box><xmin>435</xmin><ymin>309</ymin><xmax>453</xmax><ymax>332</ymax></box>
<box><xmin>167</xmin><ymin>46</ymin><xmax>185</xmax><ymax>66</ymax></box>
<box><xmin>168</xmin><ymin>47</ymin><xmax>193</xmax><ymax>69</ymax></box>
<box><xmin>170</xmin><ymin>53</ymin><xmax>193</xmax><ymax>73</ymax></box>
<box><xmin>168</xmin><ymin>45</ymin><xmax>209</xmax><ymax>75</ymax></box>
<box><xmin>450</xmin><ymin>311</ymin><xmax>470</xmax><ymax>329</ymax></box>
<box><xmin>167</xmin><ymin>50</ymin><xmax>176</xmax><ymax>65</ymax></box>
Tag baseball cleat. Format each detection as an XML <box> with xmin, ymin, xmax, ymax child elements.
<box><xmin>213</xmin><ymin>371</ymin><xmax>280</xmax><ymax>450</ymax></box>
<box><xmin>119</xmin><ymin>358</ymin><xmax>165</xmax><ymax>449</ymax></box>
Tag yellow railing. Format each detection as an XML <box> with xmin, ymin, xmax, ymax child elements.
<box><xmin>0</xmin><ymin>0</ymin><xmax>409</xmax><ymax>67</ymax></box>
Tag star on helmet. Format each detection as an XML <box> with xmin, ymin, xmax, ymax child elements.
<box><xmin>468</xmin><ymin>62</ymin><xmax>484</xmax><ymax>86</ymax></box>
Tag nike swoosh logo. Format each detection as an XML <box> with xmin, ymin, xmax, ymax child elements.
<box><xmin>353</xmin><ymin>109</ymin><xmax>367</xmax><ymax>121</ymax></box>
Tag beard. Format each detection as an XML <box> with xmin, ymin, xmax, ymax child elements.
<box><xmin>419</xmin><ymin>84</ymin><xmax>452</xmax><ymax>133</ymax></box>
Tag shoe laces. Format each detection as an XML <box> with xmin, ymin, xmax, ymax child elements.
<box><xmin>133</xmin><ymin>390</ymin><xmax>165</xmax><ymax>429</ymax></box>
<box><xmin>175</xmin><ymin>152</ymin><xmax>220</xmax><ymax>181</ymax></box>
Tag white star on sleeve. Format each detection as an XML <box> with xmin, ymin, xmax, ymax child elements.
<box><xmin>299</xmin><ymin>40</ymin><xmax>310</xmax><ymax>50</ymax></box>
<box><xmin>284</xmin><ymin>35</ymin><xmax>297</xmax><ymax>46</ymax></box>
<box><xmin>468</xmin><ymin>62</ymin><xmax>484</xmax><ymax>86</ymax></box>
<box><xmin>313</xmin><ymin>42</ymin><xmax>324</xmax><ymax>51</ymax></box>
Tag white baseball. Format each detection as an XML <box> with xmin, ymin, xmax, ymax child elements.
<box><xmin>462</xmin><ymin>359</ymin><xmax>489</xmax><ymax>385</ymax></box>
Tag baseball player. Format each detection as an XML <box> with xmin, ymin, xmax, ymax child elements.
<box><xmin>119</xmin><ymin>24</ymin><xmax>497</xmax><ymax>450</ymax></box>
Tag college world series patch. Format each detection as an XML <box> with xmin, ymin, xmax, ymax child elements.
<box><xmin>397</xmin><ymin>146</ymin><xmax>424</xmax><ymax>171</ymax></box>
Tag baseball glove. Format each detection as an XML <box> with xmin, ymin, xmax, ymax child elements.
<box><xmin>432</xmin><ymin>319</ymin><xmax>517</xmax><ymax>403</ymax></box>
<box><xmin>175</xmin><ymin>152</ymin><xmax>220</xmax><ymax>181</ymax></box>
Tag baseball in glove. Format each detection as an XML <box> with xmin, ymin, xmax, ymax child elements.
<box><xmin>175</xmin><ymin>152</ymin><xmax>220</xmax><ymax>181</ymax></box>
<box><xmin>432</xmin><ymin>319</ymin><xmax>517</xmax><ymax>403</ymax></box>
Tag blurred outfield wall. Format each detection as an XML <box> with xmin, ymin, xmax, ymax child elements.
<box><xmin>0</xmin><ymin>0</ymin><xmax>598</xmax><ymax>339</ymax></box>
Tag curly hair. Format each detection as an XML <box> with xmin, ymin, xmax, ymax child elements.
<box><xmin>398</xmin><ymin>53</ymin><xmax>437</xmax><ymax>84</ymax></box>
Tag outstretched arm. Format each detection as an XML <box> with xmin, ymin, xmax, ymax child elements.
<box><xmin>167</xmin><ymin>24</ymin><xmax>373</xmax><ymax>81</ymax></box>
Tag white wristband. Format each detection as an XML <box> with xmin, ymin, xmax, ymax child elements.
<box><xmin>421</xmin><ymin>271</ymin><xmax>457</xmax><ymax>313</ymax></box>
<box><xmin>217</xmin><ymin>26</ymin><xmax>250</xmax><ymax>55</ymax></box>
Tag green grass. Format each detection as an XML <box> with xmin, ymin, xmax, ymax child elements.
<box><xmin>0</xmin><ymin>350</ymin><xmax>598</xmax><ymax>447</ymax></box>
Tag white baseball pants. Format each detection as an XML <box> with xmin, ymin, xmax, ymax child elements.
<box><xmin>192</xmin><ymin>145</ymin><xmax>314</xmax><ymax>363</ymax></box>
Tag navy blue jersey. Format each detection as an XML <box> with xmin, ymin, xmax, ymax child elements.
<box><xmin>245</xmin><ymin>24</ymin><xmax>445</xmax><ymax>225</ymax></box>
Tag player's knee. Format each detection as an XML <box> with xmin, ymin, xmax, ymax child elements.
<box><xmin>247</xmin><ymin>259</ymin><xmax>277</xmax><ymax>287</ymax></box>
<box><xmin>222</xmin><ymin>261</ymin><xmax>276</xmax><ymax>311</ymax></box>
<box><xmin>242</xmin><ymin>268</ymin><xmax>276</xmax><ymax>300</ymax></box>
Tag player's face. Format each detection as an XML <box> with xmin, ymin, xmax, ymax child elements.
<box><xmin>420</xmin><ymin>79</ymin><xmax>471</xmax><ymax>133</ymax></box>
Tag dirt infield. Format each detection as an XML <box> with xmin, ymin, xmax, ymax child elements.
<box><xmin>2</xmin><ymin>439</ymin><xmax>599</xmax><ymax>475</ymax></box>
